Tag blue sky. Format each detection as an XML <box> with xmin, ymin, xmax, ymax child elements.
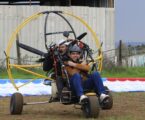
<box><xmin>115</xmin><ymin>0</ymin><xmax>145</xmax><ymax>43</ymax></box>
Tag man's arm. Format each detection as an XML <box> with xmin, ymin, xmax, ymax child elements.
<box><xmin>67</xmin><ymin>61</ymin><xmax>90</xmax><ymax>72</ymax></box>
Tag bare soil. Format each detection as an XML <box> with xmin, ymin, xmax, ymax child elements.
<box><xmin>0</xmin><ymin>92</ymin><xmax>145</xmax><ymax>120</ymax></box>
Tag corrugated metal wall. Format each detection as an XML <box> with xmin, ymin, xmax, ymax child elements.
<box><xmin>0</xmin><ymin>5</ymin><xmax>114</xmax><ymax>63</ymax></box>
<box><xmin>125</xmin><ymin>55</ymin><xmax>145</xmax><ymax>67</ymax></box>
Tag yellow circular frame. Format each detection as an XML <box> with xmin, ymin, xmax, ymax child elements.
<box><xmin>5</xmin><ymin>11</ymin><xmax>103</xmax><ymax>90</ymax></box>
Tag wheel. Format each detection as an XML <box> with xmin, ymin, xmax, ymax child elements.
<box><xmin>82</xmin><ymin>95</ymin><xmax>100</xmax><ymax>118</ymax></box>
<box><xmin>101</xmin><ymin>86</ymin><xmax>113</xmax><ymax>110</ymax></box>
<box><xmin>10</xmin><ymin>92</ymin><xmax>23</xmax><ymax>115</ymax></box>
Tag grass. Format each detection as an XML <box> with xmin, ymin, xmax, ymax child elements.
<box><xmin>0</xmin><ymin>68</ymin><xmax>45</xmax><ymax>79</ymax></box>
<box><xmin>1</xmin><ymin>66</ymin><xmax>145</xmax><ymax>79</ymax></box>
<box><xmin>101</xmin><ymin>66</ymin><xmax>145</xmax><ymax>78</ymax></box>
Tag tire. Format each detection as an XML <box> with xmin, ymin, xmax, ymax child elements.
<box><xmin>101</xmin><ymin>86</ymin><xmax>113</xmax><ymax>110</ymax></box>
<box><xmin>10</xmin><ymin>92</ymin><xmax>23</xmax><ymax>115</ymax></box>
<box><xmin>82</xmin><ymin>96</ymin><xmax>100</xmax><ymax>118</ymax></box>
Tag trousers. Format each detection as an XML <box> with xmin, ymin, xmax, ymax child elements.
<box><xmin>69</xmin><ymin>72</ymin><xmax>106</xmax><ymax>97</ymax></box>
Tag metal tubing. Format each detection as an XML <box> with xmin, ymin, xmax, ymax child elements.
<box><xmin>23</xmin><ymin>101</ymin><xmax>49</xmax><ymax>105</ymax></box>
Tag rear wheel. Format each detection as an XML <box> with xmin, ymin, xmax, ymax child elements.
<box><xmin>10</xmin><ymin>92</ymin><xmax>23</xmax><ymax>115</ymax></box>
<box><xmin>82</xmin><ymin>95</ymin><xmax>100</xmax><ymax>118</ymax></box>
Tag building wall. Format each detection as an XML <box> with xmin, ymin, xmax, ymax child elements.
<box><xmin>0</xmin><ymin>5</ymin><xmax>115</xmax><ymax>63</ymax></box>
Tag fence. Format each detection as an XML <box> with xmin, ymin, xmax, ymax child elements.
<box><xmin>1</xmin><ymin>46</ymin><xmax>145</xmax><ymax>71</ymax></box>
<box><xmin>102</xmin><ymin>40</ymin><xmax>145</xmax><ymax>67</ymax></box>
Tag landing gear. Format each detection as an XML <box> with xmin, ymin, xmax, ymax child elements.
<box><xmin>10</xmin><ymin>92</ymin><xmax>23</xmax><ymax>115</ymax></box>
<box><xmin>82</xmin><ymin>95</ymin><xmax>100</xmax><ymax>118</ymax></box>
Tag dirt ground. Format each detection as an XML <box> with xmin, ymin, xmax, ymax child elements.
<box><xmin>0</xmin><ymin>92</ymin><xmax>145</xmax><ymax>120</ymax></box>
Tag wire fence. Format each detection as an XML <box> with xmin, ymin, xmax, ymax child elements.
<box><xmin>103</xmin><ymin>40</ymin><xmax>145</xmax><ymax>68</ymax></box>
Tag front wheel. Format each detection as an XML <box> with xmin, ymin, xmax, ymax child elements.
<box><xmin>82</xmin><ymin>95</ymin><xmax>100</xmax><ymax>118</ymax></box>
<box><xmin>10</xmin><ymin>92</ymin><xmax>23</xmax><ymax>115</ymax></box>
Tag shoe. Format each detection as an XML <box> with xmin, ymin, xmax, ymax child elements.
<box><xmin>100</xmin><ymin>93</ymin><xmax>109</xmax><ymax>103</ymax></box>
<box><xmin>79</xmin><ymin>95</ymin><xmax>88</xmax><ymax>104</ymax></box>
<box><xmin>43</xmin><ymin>79</ymin><xmax>51</xmax><ymax>85</ymax></box>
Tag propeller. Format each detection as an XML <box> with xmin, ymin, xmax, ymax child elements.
<box><xmin>17</xmin><ymin>32</ymin><xmax>87</xmax><ymax>62</ymax></box>
<box><xmin>76</xmin><ymin>32</ymin><xmax>87</xmax><ymax>40</ymax></box>
<box><xmin>17</xmin><ymin>41</ymin><xmax>47</xmax><ymax>57</ymax></box>
<box><xmin>67</xmin><ymin>32</ymin><xmax>87</xmax><ymax>46</ymax></box>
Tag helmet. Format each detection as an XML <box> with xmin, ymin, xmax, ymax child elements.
<box><xmin>69</xmin><ymin>44</ymin><xmax>81</xmax><ymax>53</ymax></box>
<box><xmin>57</xmin><ymin>39</ymin><xmax>69</xmax><ymax>46</ymax></box>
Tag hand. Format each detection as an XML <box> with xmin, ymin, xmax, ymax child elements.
<box><xmin>67</xmin><ymin>61</ymin><xmax>76</xmax><ymax>67</ymax></box>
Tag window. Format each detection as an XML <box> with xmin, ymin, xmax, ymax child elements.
<box><xmin>0</xmin><ymin>0</ymin><xmax>114</xmax><ymax>8</ymax></box>
<box><xmin>40</xmin><ymin>0</ymin><xmax>114</xmax><ymax>8</ymax></box>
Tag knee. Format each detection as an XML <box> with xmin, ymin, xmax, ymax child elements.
<box><xmin>91</xmin><ymin>71</ymin><xmax>100</xmax><ymax>76</ymax></box>
<box><xmin>72</xmin><ymin>73</ymin><xmax>82</xmax><ymax>79</ymax></box>
<box><xmin>90</xmin><ymin>71</ymin><xmax>102</xmax><ymax>81</ymax></box>
<box><xmin>70</xmin><ymin>73</ymin><xmax>82</xmax><ymax>86</ymax></box>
